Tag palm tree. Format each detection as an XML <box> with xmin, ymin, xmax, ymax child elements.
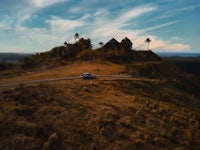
<box><xmin>74</xmin><ymin>33</ymin><xmax>80</xmax><ymax>41</ymax></box>
<box><xmin>99</xmin><ymin>42</ymin><xmax>104</xmax><ymax>48</ymax></box>
<box><xmin>145</xmin><ymin>37</ymin><xmax>151</xmax><ymax>50</ymax></box>
<box><xmin>64</xmin><ymin>41</ymin><xmax>67</xmax><ymax>46</ymax></box>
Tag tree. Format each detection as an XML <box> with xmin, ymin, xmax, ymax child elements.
<box><xmin>120</xmin><ymin>37</ymin><xmax>132</xmax><ymax>51</ymax></box>
<box><xmin>74</xmin><ymin>33</ymin><xmax>80</xmax><ymax>41</ymax></box>
<box><xmin>77</xmin><ymin>38</ymin><xmax>92</xmax><ymax>49</ymax></box>
<box><xmin>99</xmin><ymin>42</ymin><xmax>104</xmax><ymax>48</ymax></box>
<box><xmin>64</xmin><ymin>41</ymin><xmax>67</xmax><ymax>46</ymax></box>
<box><xmin>145</xmin><ymin>37</ymin><xmax>151</xmax><ymax>50</ymax></box>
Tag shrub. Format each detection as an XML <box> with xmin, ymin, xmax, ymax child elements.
<box><xmin>79</xmin><ymin>49</ymin><xmax>94</xmax><ymax>61</ymax></box>
<box><xmin>15</xmin><ymin>105</ymin><xmax>35</xmax><ymax>116</ymax></box>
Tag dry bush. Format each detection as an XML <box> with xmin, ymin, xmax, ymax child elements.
<box><xmin>14</xmin><ymin>105</ymin><xmax>35</xmax><ymax>116</ymax></box>
<box><xmin>42</xmin><ymin>132</ymin><xmax>65</xmax><ymax>150</ymax></box>
<box><xmin>144</xmin><ymin>134</ymin><xmax>150</xmax><ymax>141</ymax></box>
<box><xmin>10</xmin><ymin>134</ymin><xmax>39</xmax><ymax>150</ymax></box>
<box><xmin>15</xmin><ymin>120</ymin><xmax>37</xmax><ymax>136</ymax></box>
<box><xmin>118</xmin><ymin>117</ymin><xmax>137</xmax><ymax>131</ymax></box>
<box><xmin>135</xmin><ymin>131</ymin><xmax>144</xmax><ymax>140</ymax></box>
<box><xmin>152</xmin><ymin>136</ymin><xmax>166</xmax><ymax>147</ymax></box>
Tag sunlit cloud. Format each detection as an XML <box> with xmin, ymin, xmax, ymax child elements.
<box><xmin>166</xmin><ymin>44</ymin><xmax>190</xmax><ymax>51</ymax></box>
<box><xmin>147</xmin><ymin>36</ymin><xmax>190</xmax><ymax>51</ymax></box>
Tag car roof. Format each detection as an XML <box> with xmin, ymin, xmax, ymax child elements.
<box><xmin>82</xmin><ymin>72</ymin><xmax>91</xmax><ymax>75</ymax></box>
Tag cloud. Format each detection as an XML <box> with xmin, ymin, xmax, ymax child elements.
<box><xmin>139</xmin><ymin>21</ymin><xmax>178</xmax><ymax>33</ymax></box>
<box><xmin>86</xmin><ymin>4</ymin><xmax>190</xmax><ymax>52</ymax></box>
<box><xmin>116</xmin><ymin>5</ymin><xmax>156</xmax><ymax>24</ymax></box>
<box><xmin>167</xmin><ymin>43</ymin><xmax>190</xmax><ymax>51</ymax></box>
<box><xmin>68</xmin><ymin>0</ymin><xmax>122</xmax><ymax>14</ymax></box>
<box><xmin>171</xmin><ymin>5</ymin><xmax>200</xmax><ymax>13</ymax></box>
<box><xmin>30</xmin><ymin>0</ymin><xmax>66</xmax><ymax>8</ymax></box>
<box><xmin>0</xmin><ymin>1</ymin><xmax>192</xmax><ymax>52</ymax></box>
<box><xmin>0</xmin><ymin>17</ymin><xmax>12</xmax><ymax>30</ymax></box>
<box><xmin>1</xmin><ymin>0</ymin><xmax>67</xmax><ymax>27</ymax></box>
<box><xmin>149</xmin><ymin>36</ymin><xmax>189</xmax><ymax>50</ymax></box>
<box><xmin>91</xmin><ymin>5</ymin><xmax>156</xmax><ymax>37</ymax></box>
<box><xmin>45</xmin><ymin>16</ymin><xmax>85</xmax><ymax>32</ymax></box>
<box><xmin>0</xmin><ymin>14</ymin><xmax>87</xmax><ymax>52</ymax></box>
<box><xmin>90</xmin><ymin>19</ymin><xmax>189</xmax><ymax>51</ymax></box>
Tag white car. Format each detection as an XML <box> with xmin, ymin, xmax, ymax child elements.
<box><xmin>80</xmin><ymin>72</ymin><xmax>96</xmax><ymax>79</ymax></box>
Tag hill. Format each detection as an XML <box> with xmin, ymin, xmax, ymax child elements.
<box><xmin>0</xmin><ymin>53</ymin><xmax>31</xmax><ymax>72</ymax></box>
<box><xmin>0</xmin><ymin>61</ymin><xmax>200</xmax><ymax>150</ymax></box>
<box><xmin>17</xmin><ymin>37</ymin><xmax>161</xmax><ymax>70</ymax></box>
<box><xmin>0</xmin><ymin>53</ymin><xmax>31</xmax><ymax>63</ymax></box>
<box><xmin>162</xmin><ymin>57</ymin><xmax>200</xmax><ymax>76</ymax></box>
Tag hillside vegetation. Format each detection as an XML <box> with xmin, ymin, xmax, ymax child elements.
<box><xmin>162</xmin><ymin>57</ymin><xmax>200</xmax><ymax>76</ymax></box>
<box><xmin>17</xmin><ymin>37</ymin><xmax>160</xmax><ymax>70</ymax></box>
<box><xmin>0</xmin><ymin>60</ymin><xmax>200</xmax><ymax>150</ymax></box>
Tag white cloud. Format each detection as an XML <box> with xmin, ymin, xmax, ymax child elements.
<box><xmin>2</xmin><ymin>0</ymin><xmax>67</xmax><ymax>28</ymax></box>
<box><xmin>0</xmin><ymin>22</ymin><xmax>11</xmax><ymax>30</ymax></box>
<box><xmin>0</xmin><ymin>16</ymin><xmax>13</xmax><ymax>30</ymax></box>
<box><xmin>165</xmin><ymin>43</ymin><xmax>190</xmax><ymax>51</ymax></box>
<box><xmin>0</xmin><ymin>14</ymin><xmax>87</xmax><ymax>52</ymax></box>
<box><xmin>137</xmin><ymin>36</ymin><xmax>190</xmax><ymax>51</ymax></box>
<box><xmin>91</xmin><ymin>5</ymin><xmax>156</xmax><ymax>38</ymax></box>
<box><xmin>45</xmin><ymin>16</ymin><xmax>85</xmax><ymax>32</ymax></box>
<box><xmin>139</xmin><ymin>21</ymin><xmax>178</xmax><ymax>33</ymax></box>
<box><xmin>31</xmin><ymin>0</ymin><xmax>66</xmax><ymax>8</ymax></box>
<box><xmin>116</xmin><ymin>5</ymin><xmax>156</xmax><ymax>24</ymax></box>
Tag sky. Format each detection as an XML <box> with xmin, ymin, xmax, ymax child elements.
<box><xmin>0</xmin><ymin>0</ymin><xmax>199</xmax><ymax>53</ymax></box>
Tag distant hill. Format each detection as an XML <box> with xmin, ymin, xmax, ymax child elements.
<box><xmin>0</xmin><ymin>53</ymin><xmax>31</xmax><ymax>63</ymax></box>
<box><xmin>157</xmin><ymin>52</ymin><xmax>200</xmax><ymax>57</ymax></box>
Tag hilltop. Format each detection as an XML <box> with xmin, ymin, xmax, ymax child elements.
<box><xmin>16</xmin><ymin>37</ymin><xmax>161</xmax><ymax>70</ymax></box>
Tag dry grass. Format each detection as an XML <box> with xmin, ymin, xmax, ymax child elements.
<box><xmin>0</xmin><ymin>61</ymin><xmax>200</xmax><ymax>149</ymax></box>
<box><xmin>0</xmin><ymin>78</ymin><xmax>199</xmax><ymax>150</ymax></box>
<box><xmin>0</xmin><ymin>61</ymin><xmax>124</xmax><ymax>85</ymax></box>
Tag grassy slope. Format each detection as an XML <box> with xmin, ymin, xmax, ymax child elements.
<box><xmin>0</xmin><ymin>61</ymin><xmax>200</xmax><ymax>150</ymax></box>
<box><xmin>162</xmin><ymin>57</ymin><xmax>200</xmax><ymax>76</ymax></box>
<box><xmin>0</xmin><ymin>61</ymin><xmax>124</xmax><ymax>85</ymax></box>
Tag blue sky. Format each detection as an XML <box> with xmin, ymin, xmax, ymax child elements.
<box><xmin>0</xmin><ymin>0</ymin><xmax>199</xmax><ymax>53</ymax></box>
